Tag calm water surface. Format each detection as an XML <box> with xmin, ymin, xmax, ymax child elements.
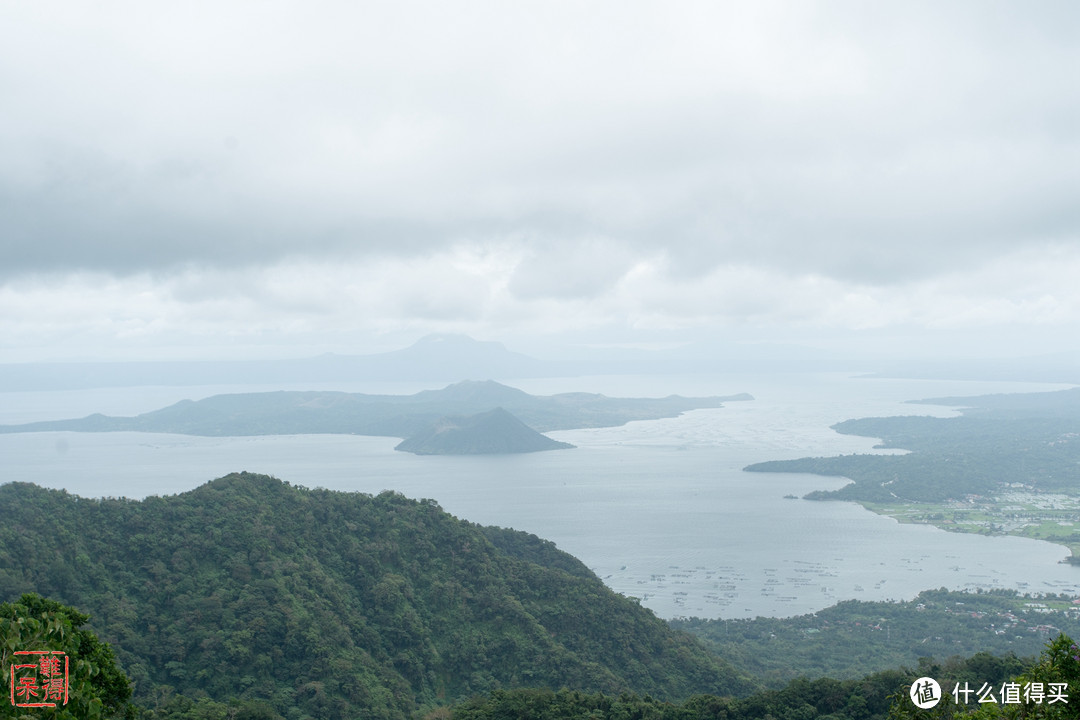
<box><xmin>1</xmin><ymin>372</ymin><xmax>1077</xmax><ymax>619</ymax></box>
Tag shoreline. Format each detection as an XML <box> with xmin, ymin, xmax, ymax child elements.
<box><xmin>849</xmin><ymin>497</ymin><xmax>1080</xmax><ymax>566</ymax></box>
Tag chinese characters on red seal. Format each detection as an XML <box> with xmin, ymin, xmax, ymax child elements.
<box><xmin>7</xmin><ymin>650</ymin><xmax>69</xmax><ymax>709</ymax></box>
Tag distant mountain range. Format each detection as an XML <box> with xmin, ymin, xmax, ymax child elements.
<box><xmin>3</xmin><ymin>333</ymin><xmax>1077</xmax><ymax>391</ymax></box>
<box><xmin>0</xmin><ymin>334</ymin><xmax>555</xmax><ymax>391</ymax></box>
<box><xmin>0</xmin><ymin>380</ymin><xmax>751</xmax><ymax>446</ymax></box>
<box><xmin>0</xmin><ymin>332</ymin><xmax>866</xmax><ymax>392</ymax></box>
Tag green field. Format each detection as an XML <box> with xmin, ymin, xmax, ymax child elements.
<box><xmin>860</xmin><ymin>494</ymin><xmax>1080</xmax><ymax>561</ymax></box>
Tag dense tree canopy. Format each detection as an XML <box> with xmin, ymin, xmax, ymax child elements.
<box><xmin>675</xmin><ymin>588</ymin><xmax>1078</xmax><ymax>684</ymax></box>
<box><xmin>0</xmin><ymin>593</ymin><xmax>135</xmax><ymax>720</ymax></box>
<box><xmin>0</xmin><ymin>474</ymin><xmax>747</xmax><ymax>719</ymax></box>
<box><xmin>888</xmin><ymin>633</ymin><xmax>1079</xmax><ymax>719</ymax></box>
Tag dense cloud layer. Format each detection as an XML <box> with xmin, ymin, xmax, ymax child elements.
<box><xmin>3</xmin><ymin>2</ymin><xmax>1079</xmax><ymax>359</ymax></box>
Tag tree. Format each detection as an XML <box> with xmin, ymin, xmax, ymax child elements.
<box><xmin>889</xmin><ymin>634</ymin><xmax>1079</xmax><ymax>720</ymax></box>
<box><xmin>1</xmin><ymin>593</ymin><xmax>136</xmax><ymax>720</ymax></box>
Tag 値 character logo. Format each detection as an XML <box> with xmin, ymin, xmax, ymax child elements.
<box><xmin>910</xmin><ymin>676</ymin><xmax>942</xmax><ymax>709</ymax></box>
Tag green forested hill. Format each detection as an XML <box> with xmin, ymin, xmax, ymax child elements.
<box><xmin>0</xmin><ymin>474</ymin><xmax>749</xmax><ymax>719</ymax></box>
<box><xmin>744</xmin><ymin>387</ymin><xmax>1080</xmax><ymax>503</ymax></box>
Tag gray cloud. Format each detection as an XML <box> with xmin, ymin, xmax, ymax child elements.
<box><xmin>3</xmin><ymin>1</ymin><xmax>1080</xmax><ymax>360</ymax></box>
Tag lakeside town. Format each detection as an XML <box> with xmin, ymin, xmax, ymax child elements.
<box><xmin>864</xmin><ymin>487</ymin><xmax>1080</xmax><ymax>563</ymax></box>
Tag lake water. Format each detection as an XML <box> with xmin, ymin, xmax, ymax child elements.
<box><xmin>1</xmin><ymin>372</ymin><xmax>1078</xmax><ymax>619</ymax></box>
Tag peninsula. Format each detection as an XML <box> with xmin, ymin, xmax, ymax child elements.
<box><xmin>745</xmin><ymin>387</ymin><xmax>1080</xmax><ymax>560</ymax></box>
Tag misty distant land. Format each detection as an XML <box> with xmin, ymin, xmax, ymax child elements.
<box><xmin>0</xmin><ymin>379</ymin><xmax>751</xmax><ymax>456</ymax></box>
<box><xmin>4</xmin><ymin>333</ymin><xmax>1076</xmax><ymax>394</ymax></box>
<box><xmin>745</xmin><ymin>386</ymin><xmax>1080</xmax><ymax>561</ymax></box>
<box><xmin>0</xmin><ymin>333</ymin><xmax>833</xmax><ymax>391</ymax></box>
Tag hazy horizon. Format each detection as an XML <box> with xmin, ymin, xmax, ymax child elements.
<box><xmin>3</xmin><ymin>3</ymin><xmax>1080</xmax><ymax>369</ymax></box>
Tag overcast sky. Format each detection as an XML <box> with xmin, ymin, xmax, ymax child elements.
<box><xmin>3</xmin><ymin>1</ymin><xmax>1079</xmax><ymax>363</ymax></box>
